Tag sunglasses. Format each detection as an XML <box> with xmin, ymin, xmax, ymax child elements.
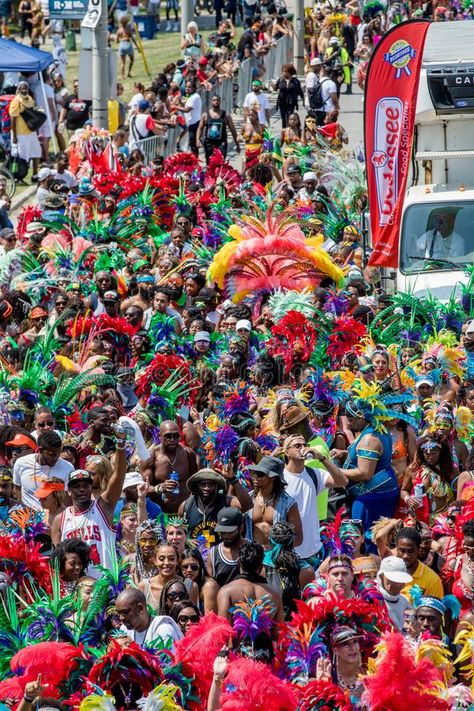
<box><xmin>37</xmin><ymin>421</ymin><xmax>54</xmax><ymax>427</ymax></box>
<box><xmin>182</xmin><ymin>563</ymin><xmax>199</xmax><ymax>572</ymax></box>
<box><xmin>139</xmin><ymin>538</ymin><xmax>158</xmax><ymax>547</ymax></box>
<box><xmin>178</xmin><ymin>614</ymin><xmax>199</xmax><ymax>623</ymax></box>
<box><xmin>253</xmin><ymin>471</ymin><xmax>269</xmax><ymax>478</ymax></box>
<box><xmin>163</xmin><ymin>432</ymin><xmax>180</xmax><ymax>440</ymax></box>
<box><xmin>167</xmin><ymin>590</ymin><xmax>187</xmax><ymax>601</ymax></box>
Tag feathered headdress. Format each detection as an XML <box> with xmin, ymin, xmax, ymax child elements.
<box><xmin>266</xmin><ymin>311</ymin><xmax>316</xmax><ymax>373</ymax></box>
<box><xmin>298</xmin><ymin>679</ymin><xmax>353</xmax><ymax>710</ymax></box>
<box><xmin>208</xmin><ymin>203</ymin><xmax>344</xmax><ymax>305</ymax></box>
<box><xmin>346</xmin><ymin>378</ymin><xmax>417</xmax><ymax>432</ymax></box>
<box><xmin>362</xmin><ymin>632</ymin><xmax>449</xmax><ymax>711</ymax></box>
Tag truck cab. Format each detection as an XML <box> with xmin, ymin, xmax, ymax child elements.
<box><xmin>396</xmin><ymin>23</ymin><xmax>474</xmax><ymax>299</ymax></box>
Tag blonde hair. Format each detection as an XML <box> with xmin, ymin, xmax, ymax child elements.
<box><xmin>85</xmin><ymin>455</ymin><xmax>113</xmax><ymax>491</ymax></box>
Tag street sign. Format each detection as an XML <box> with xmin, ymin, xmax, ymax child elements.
<box><xmin>81</xmin><ymin>0</ymin><xmax>102</xmax><ymax>29</ymax></box>
<box><xmin>49</xmin><ymin>0</ymin><xmax>88</xmax><ymax>19</ymax></box>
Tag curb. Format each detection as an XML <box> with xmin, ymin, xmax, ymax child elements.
<box><xmin>10</xmin><ymin>184</ymin><xmax>36</xmax><ymax>218</ymax></box>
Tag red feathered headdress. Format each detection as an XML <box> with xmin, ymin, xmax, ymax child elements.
<box><xmin>87</xmin><ymin>640</ymin><xmax>163</xmax><ymax>695</ymax></box>
<box><xmin>163</xmin><ymin>152</ymin><xmax>200</xmax><ymax>178</ymax></box>
<box><xmin>135</xmin><ymin>352</ymin><xmax>192</xmax><ymax>399</ymax></box>
<box><xmin>10</xmin><ymin>641</ymin><xmax>84</xmax><ymax>695</ymax></box>
<box><xmin>174</xmin><ymin>612</ymin><xmax>234</xmax><ymax>709</ymax></box>
<box><xmin>68</xmin><ymin>313</ymin><xmax>139</xmax><ymax>340</ymax></box>
<box><xmin>204</xmin><ymin>149</ymin><xmax>243</xmax><ymax>194</ymax></box>
<box><xmin>362</xmin><ymin>632</ymin><xmax>449</xmax><ymax>711</ymax></box>
<box><xmin>219</xmin><ymin>657</ymin><xmax>297</xmax><ymax>711</ymax></box>
<box><xmin>327</xmin><ymin>315</ymin><xmax>367</xmax><ymax>364</ymax></box>
<box><xmin>266</xmin><ymin>311</ymin><xmax>316</xmax><ymax>373</ymax></box>
<box><xmin>0</xmin><ymin>535</ymin><xmax>51</xmax><ymax>593</ymax></box>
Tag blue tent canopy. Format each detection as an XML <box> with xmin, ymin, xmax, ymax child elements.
<box><xmin>0</xmin><ymin>38</ymin><xmax>53</xmax><ymax>73</ymax></box>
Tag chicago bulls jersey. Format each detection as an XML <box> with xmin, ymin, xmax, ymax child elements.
<box><xmin>59</xmin><ymin>500</ymin><xmax>116</xmax><ymax>578</ymax></box>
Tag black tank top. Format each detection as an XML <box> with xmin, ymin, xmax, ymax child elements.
<box><xmin>209</xmin><ymin>542</ymin><xmax>240</xmax><ymax>587</ymax></box>
<box><xmin>183</xmin><ymin>493</ymin><xmax>228</xmax><ymax>546</ymax></box>
<box><xmin>205</xmin><ymin>110</ymin><xmax>227</xmax><ymax>146</ymax></box>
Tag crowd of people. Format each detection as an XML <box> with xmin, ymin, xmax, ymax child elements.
<box><xmin>0</xmin><ymin>0</ymin><xmax>473</xmax><ymax>710</ymax></box>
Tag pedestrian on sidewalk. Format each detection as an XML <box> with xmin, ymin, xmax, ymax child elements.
<box><xmin>274</xmin><ymin>64</ymin><xmax>304</xmax><ymax>128</ymax></box>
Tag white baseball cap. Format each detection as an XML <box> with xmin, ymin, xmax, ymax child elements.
<box><xmin>122</xmin><ymin>471</ymin><xmax>144</xmax><ymax>491</ymax></box>
<box><xmin>378</xmin><ymin>556</ymin><xmax>413</xmax><ymax>584</ymax></box>
<box><xmin>236</xmin><ymin>319</ymin><xmax>252</xmax><ymax>332</ymax></box>
<box><xmin>466</xmin><ymin>319</ymin><xmax>474</xmax><ymax>334</ymax></box>
<box><xmin>310</xmin><ymin>57</ymin><xmax>322</xmax><ymax>66</ymax></box>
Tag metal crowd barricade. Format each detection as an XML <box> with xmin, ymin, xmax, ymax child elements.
<box><xmin>236</xmin><ymin>56</ymin><xmax>259</xmax><ymax>108</ymax></box>
<box><xmin>134</xmin><ymin>125</ymin><xmax>180</xmax><ymax>164</ymax></box>
<box><xmin>262</xmin><ymin>35</ymin><xmax>293</xmax><ymax>84</ymax></box>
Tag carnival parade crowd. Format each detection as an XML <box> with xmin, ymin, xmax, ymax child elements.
<box><xmin>0</xmin><ymin>0</ymin><xmax>473</xmax><ymax>709</ymax></box>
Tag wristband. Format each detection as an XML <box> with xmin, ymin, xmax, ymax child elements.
<box><xmin>155</xmin><ymin>484</ymin><xmax>163</xmax><ymax>494</ymax></box>
<box><xmin>23</xmin><ymin>696</ymin><xmax>35</xmax><ymax>703</ymax></box>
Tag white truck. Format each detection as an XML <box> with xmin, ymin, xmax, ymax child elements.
<box><xmin>379</xmin><ymin>23</ymin><xmax>474</xmax><ymax>300</ymax></box>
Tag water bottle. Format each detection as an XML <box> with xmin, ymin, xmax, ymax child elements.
<box><xmin>414</xmin><ymin>483</ymin><xmax>425</xmax><ymax>505</ymax></box>
<box><xmin>169</xmin><ymin>470</ymin><xmax>180</xmax><ymax>495</ymax></box>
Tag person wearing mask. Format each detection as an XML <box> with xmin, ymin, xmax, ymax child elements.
<box><xmin>13</xmin><ymin>430</ymin><xmax>73</xmax><ymax>510</ymax></box>
<box><xmin>376</xmin><ymin>556</ymin><xmax>413</xmax><ymax>631</ymax></box>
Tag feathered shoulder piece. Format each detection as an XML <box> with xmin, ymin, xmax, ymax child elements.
<box><xmin>137</xmin><ymin>682</ymin><xmax>183</xmax><ymax>710</ymax></box>
<box><xmin>174</xmin><ymin>613</ymin><xmax>234</xmax><ymax>708</ymax></box>
<box><xmin>362</xmin><ymin>632</ymin><xmax>448</xmax><ymax>711</ymax></box>
<box><xmin>298</xmin><ymin>679</ymin><xmax>353</xmax><ymax>710</ymax></box>
<box><xmin>348</xmin><ymin>378</ymin><xmax>416</xmax><ymax>432</ymax></box>
<box><xmin>219</xmin><ymin>657</ymin><xmax>297</xmax><ymax>711</ymax></box>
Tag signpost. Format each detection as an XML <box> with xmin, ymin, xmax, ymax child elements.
<box><xmin>49</xmin><ymin>0</ymin><xmax>87</xmax><ymax>19</ymax></box>
<box><xmin>81</xmin><ymin>0</ymin><xmax>109</xmax><ymax>127</ymax></box>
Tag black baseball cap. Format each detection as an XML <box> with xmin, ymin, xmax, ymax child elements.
<box><xmin>68</xmin><ymin>469</ymin><xmax>93</xmax><ymax>487</ymax></box>
<box><xmin>215</xmin><ymin>506</ymin><xmax>244</xmax><ymax>532</ymax></box>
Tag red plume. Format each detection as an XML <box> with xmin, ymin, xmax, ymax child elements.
<box><xmin>163</xmin><ymin>152</ymin><xmax>200</xmax><ymax>177</ymax></box>
<box><xmin>174</xmin><ymin>612</ymin><xmax>234</xmax><ymax>708</ymax></box>
<box><xmin>327</xmin><ymin>316</ymin><xmax>367</xmax><ymax>363</ymax></box>
<box><xmin>11</xmin><ymin>641</ymin><xmax>83</xmax><ymax>690</ymax></box>
<box><xmin>298</xmin><ymin>679</ymin><xmax>353</xmax><ymax>710</ymax></box>
<box><xmin>363</xmin><ymin>632</ymin><xmax>448</xmax><ymax>711</ymax></box>
<box><xmin>219</xmin><ymin>657</ymin><xmax>297</xmax><ymax>711</ymax></box>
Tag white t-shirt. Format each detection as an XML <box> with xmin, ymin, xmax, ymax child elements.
<box><xmin>128</xmin><ymin>92</ymin><xmax>145</xmax><ymax>113</ymax></box>
<box><xmin>53</xmin><ymin>169</ymin><xmax>77</xmax><ymax>188</ymax></box>
<box><xmin>185</xmin><ymin>92</ymin><xmax>202</xmax><ymax>126</ymax></box>
<box><xmin>243</xmin><ymin>90</ymin><xmax>270</xmax><ymax>125</ymax></box>
<box><xmin>121</xmin><ymin>615</ymin><xmax>183</xmax><ymax>649</ymax></box>
<box><xmin>320</xmin><ymin>78</ymin><xmax>338</xmax><ymax>112</ymax></box>
<box><xmin>13</xmin><ymin>453</ymin><xmax>73</xmax><ymax>510</ymax></box>
<box><xmin>283</xmin><ymin>465</ymin><xmax>329</xmax><ymax>558</ymax></box>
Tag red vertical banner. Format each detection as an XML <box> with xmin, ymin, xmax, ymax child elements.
<box><xmin>364</xmin><ymin>20</ymin><xmax>430</xmax><ymax>267</ymax></box>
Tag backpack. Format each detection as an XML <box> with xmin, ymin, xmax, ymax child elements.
<box><xmin>308</xmin><ymin>77</ymin><xmax>329</xmax><ymax>110</ymax></box>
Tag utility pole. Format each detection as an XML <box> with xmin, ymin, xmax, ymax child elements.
<box><xmin>89</xmin><ymin>0</ymin><xmax>109</xmax><ymax>128</ymax></box>
<box><xmin>293</xmin><ymin>0</ymin><xmax>305</xmax><ymax>74</ymax></box>
<box><xmin>181</xmin><ymin>0</ymin><xmax>194</xmax><ymax>37</ymax></box>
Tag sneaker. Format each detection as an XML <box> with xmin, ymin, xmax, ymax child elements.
<box><xmin>165</xmin><ymin>21</ymin><xmax>172</xmax><ymax>31</ymax></box>
<box><xmin>173</xmin><ymin>21</ymin><xmax>180</xmax><ymax>31</ymax></box>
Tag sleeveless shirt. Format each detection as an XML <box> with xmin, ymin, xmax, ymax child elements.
<box><xmin>60</xmin><ymin>499</ymin><xmax>116</xmax><ymax>578</ymax></box>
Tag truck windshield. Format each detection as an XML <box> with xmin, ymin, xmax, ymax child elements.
<box><xmin>400</xmin><ymin>201</ymin><xmax>474</xmax><ymax>273</ymax></box>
